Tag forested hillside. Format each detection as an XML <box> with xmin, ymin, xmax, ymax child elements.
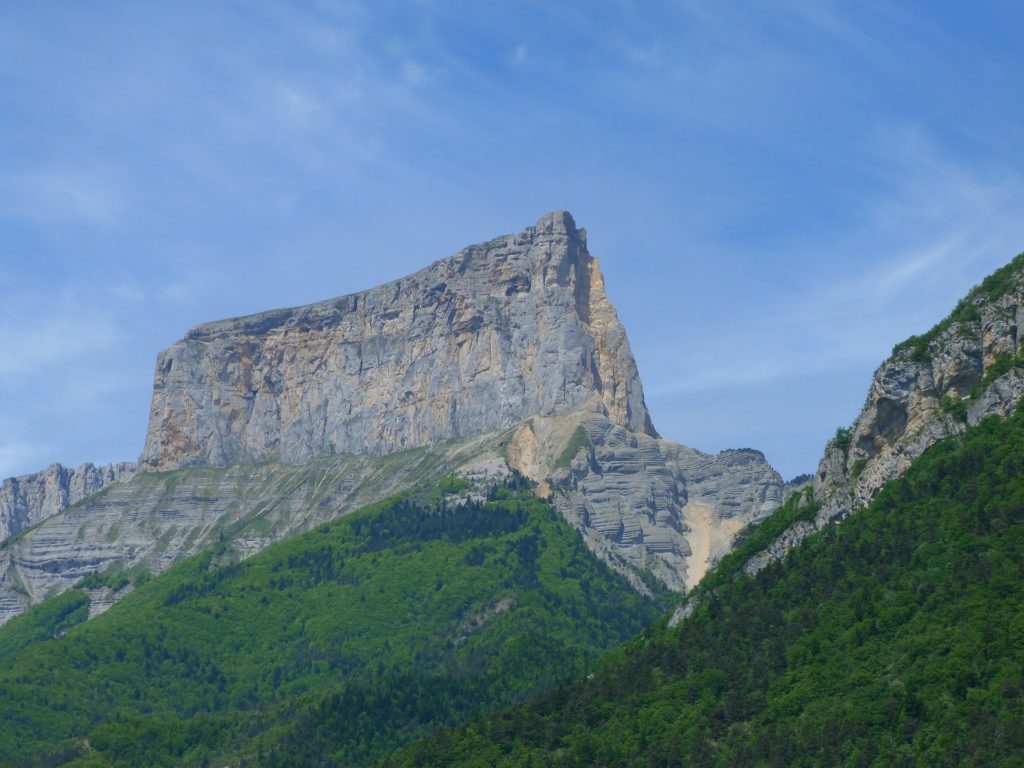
<box><xmin>0</xmin><ymin>477</ymin><xmax>664</xmax><ymax>767</ymax></box>
<box><xmin>397</xmin><ymin>408</ymin><xmax>1024</xmax><ymax>767</ymax></box>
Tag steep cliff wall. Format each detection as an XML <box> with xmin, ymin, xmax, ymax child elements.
<box><xmin>141</xmin><ymin>211</ymin><xmax>655</xmax><ymax>471</ymax></box>
<box><xmin>0</xmin><ymin>462</ymin><xmax>136</xmax><ymax>542</ymax></box>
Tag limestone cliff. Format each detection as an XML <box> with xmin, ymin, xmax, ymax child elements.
<box><xmin>743</xmin><ymin>251</ymin><xmax>1024</xmax><ymax>576</ymax></box>
<box><xmin>141</xmin><ymin>211</ymin><xmax>655</xmax><ymax>471</ymax></box>
<box><xmin>0</xmin><ymin>461</ymin><xmax>136</xmax><ymax>542</ymax></box>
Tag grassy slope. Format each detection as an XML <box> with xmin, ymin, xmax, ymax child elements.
<box><xmin>0</xmin><ymin>478</ymin><xmax>663</xmax><ymax>767</ymax></box>
<box><xmin>397</xmin><ymin>408</ymin><xmax>1024</xmax><ymax>768</ymax></box>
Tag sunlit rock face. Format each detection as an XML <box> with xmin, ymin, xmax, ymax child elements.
<box><xmin>141</xmin><ymin>211</ymin><xmax>655</xmax><ymax>472</ymax></box>
<box><xmin>0</xmin><ymin>212</ymin><xmax>788</xmax><ymax>625</ymax></box>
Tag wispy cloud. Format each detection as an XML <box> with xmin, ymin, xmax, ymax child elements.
<box><xmin>0</xmin><ymin>167</ymin><xmax>128</xmax><ymax>229</ymax></box>
<box><xmin>272</xmin><ymin>81</ymin><xmax>329</xmax><ymax>130</ymax></box>
<box><xmin>0</xmin><ymin>290</ymin><xmax>120</xmax><ymax>380</ymax></box>
<box><xmin>0</xmin><ymin>440</ymin><xmax>50</xmax><ymax>481</ymax></box>
<box><xmin>645</xmin><ymin>129</ymin><xmax>1024</xmax><ymax>400</ymax></box>
<box><xmin>108</xmin><ymin>282</ymin><xmax>146</xmax><ymax>303</ymax></box>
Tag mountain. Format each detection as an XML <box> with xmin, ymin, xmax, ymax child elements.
<box><xmin>0</xmin><ymin>212</ymin><xmax>782</xmax><ymax>625</ymax></box>
<box><xmin>4</xmin><ymin>220</ymin><xmax>1022</xmax><ymax>767</ymax></box>
<box><xmin>0</xmin><ymin>477</ymin><xmax>665</xmax><ymax>767</ymax></box>
<box><xmin>0</xmin><ymin>462</ymin><xmax>135</xmax><ymax>541</ymax></box>
<box><xmin>391</xmin><ymin>257</ymin><xmax>1024</xmax><ymax>767</ymax></box>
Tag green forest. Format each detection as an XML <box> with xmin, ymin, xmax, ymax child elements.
<box><xmin>395</xmin><ymin>407</ymin><xmax>1024</xmax><ymax>767</ymax></box>
<box><xmin>0</xmin><ymin>477</ymin><xmax>664</xmax><ymax>767</ymax></box>
<box><xmin>5</xmin><ymin>377</ymin><xmax>1024</xmax><ymax>768</ymax></box>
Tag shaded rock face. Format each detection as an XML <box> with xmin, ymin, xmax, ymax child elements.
<box><xmin>141</xmin><ymin>211</ymin><xmax>655</xmax><ymax>471</ymax></box>
<box><xmin>817</xmin><ymin>289</ymin><xmax>1024</xmax><ymax>520</ymax></box>
<box><xmin>507</xmin><ymin>408</ymin><xmax>783</xmax><ymax>592</ymax></box>
<box><xmin>0</xmin><ymin>462</ymin><xmax>136</xmax><ymax>542</ymax></box>
<box><xmin>744</xmin><ymin>258</ymin><xmax>1024</xmax><ymax>576</ymax></box>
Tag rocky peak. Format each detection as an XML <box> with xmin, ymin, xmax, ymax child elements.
<box><xmin>816</xmin><ymin>252</ymin><xmax>1024</xmax><ymax>514</ymax></box>
<box><xmin>141</xmin><ymin>211</ymin><xmax>655</xmax><ymax>471</ymax></box>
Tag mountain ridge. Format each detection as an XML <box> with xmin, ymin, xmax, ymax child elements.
<box><xmin>0</xmin><ymin>461</ymin><xmax>136</xmax><ymax>542</ymax></box>
<box><xmin>732</xmin><ymin>249</ymin><xmax>1024</xmax><ymax>579</ymax></box>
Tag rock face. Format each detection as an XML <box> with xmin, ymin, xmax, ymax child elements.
<box><xmin>505</xmin><ymin>407</ymin><xmax>783</xmax><ymax>592</ymax></box>
<box><xmin>141</xmin><ymin>211</ymin><xmax>655</xmax><ymax>471</ymax></box>
<box><xmin>0</xmin><ymin>462</ymin><xmax>136</xmax><ymax>542</ymax></box>
<box><xmin>744</xmin><ymin>253</ymin><xmax>1024</xmax><ymax>576</ymax></box>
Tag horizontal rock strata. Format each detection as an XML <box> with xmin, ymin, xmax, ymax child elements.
<box><xmin>509</xmin><ymin>407</ymin><xmax>783</xmax><ymax>592</ymax></box>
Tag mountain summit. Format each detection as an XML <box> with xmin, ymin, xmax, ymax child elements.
<box><xmin>142</xmin><ymin>211</ymin><xmax>655</xmax><ymax>471</ymax></box>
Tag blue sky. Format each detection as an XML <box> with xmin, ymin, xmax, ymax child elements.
<box><xmin>2</xmin><ymin>1</ymin><xmax>1024</xmax><ymax>481</ymax></box>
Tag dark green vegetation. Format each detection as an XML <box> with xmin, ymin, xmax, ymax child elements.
<box><xmin>553</xmin><ymin>425</ymin><xmax>591</xmax><ymax>470</ymax></box>
<box><xmin>0</xmin><ymin>477</ymin><xmax>663</xmax><ymax>767</ymax></box>
<box><xmin>0</xmin><ymin>590</ymin><xmax>90</xmax><ymax>661</ymax></box>
<box><xmin>892</xmin><ymin>251</ymin><xmax>1024</xmax><ymax>363</ymax></box>
<box><xmin>833</xmin><ymin>426</ymin><xmax>853</xmax><ymax>454</ymax></box>
<box><xmin>398</xmin><ymin>407</ymin><xmax>1024</xmax><ymax>767</ymax></box>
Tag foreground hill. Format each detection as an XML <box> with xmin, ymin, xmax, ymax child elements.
<box><xmin>0</xmin><ymin>477</ymin><xmax>664</xmax><ymax>766</ymax></box>
<box><xmin>388</xmin><ymin>249</ymin><xmax>1024</xmax><ymax>766</ymax></box>
<box><xmin>742</xmin><ymin>252</ymin><xmax>1024</xmax><ymax>578</ymax></box>
<box><xmin>395</xmin><ymin>398</ymin><xmax>1024</xmax><ymax>767</ymax></box>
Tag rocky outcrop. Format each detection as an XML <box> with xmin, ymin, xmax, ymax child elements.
<box><xmin>141</xmin><ymin>211</ymin><xmax>655</xmax><ymax>471</ymax></box>
<box><xmin>0</xmin><ymin>405</ymin><xmax>784</xmax><ymax>624</ymax></box>
<box><xmin>745</xmin><ymin>253</ymin><xmax>1024</xmax><ymax>575</ymax></box>
<box><xmin>506</xmin><ymin>406</ymin><xmax>783</xmax><ymax>592</ymax></box>
<box><xmin>0</xmin><ymin>462</ymin><xmax>136</xmax><ymax>542</ymax></box>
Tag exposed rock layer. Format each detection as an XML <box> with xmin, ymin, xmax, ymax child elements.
<box><xmin>0</xmin><ymin>435</ymin><xmax>508</xmax><ymax>625</ymax></box>
<box><xmin>0</xmin><ymin>462</ymin><xmax>136</xmax><ymax>542</ymax></box>
<box><xmin>508</xmin><ymin>406</ymin><xmax>783</xmax><ymax>592</ymax></box>
<box><xmin>141</xmin><ymin>212</ymin><xmax>655</xmax><ymax>471</ymax></box>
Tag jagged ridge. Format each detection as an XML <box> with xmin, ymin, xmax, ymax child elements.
<box><xmin>0</xmin><ymin>461</ymin><xmax>136</xmax><ymax>542</ymax></box>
